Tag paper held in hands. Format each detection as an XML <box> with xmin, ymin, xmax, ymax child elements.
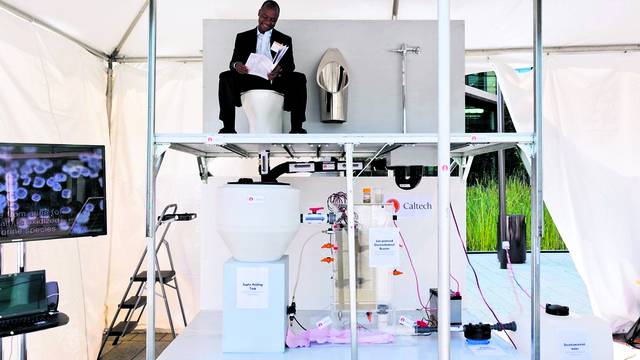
<box><xmin>245</xmin><ymin>42</ymin><xmax>289</xmax><ymax>80</ymax></box>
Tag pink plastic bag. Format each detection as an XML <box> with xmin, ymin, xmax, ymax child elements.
<box><xmin>286</xmin><ymin>327</ymin><xmax>394</xmax><ymax>348</ymax></box>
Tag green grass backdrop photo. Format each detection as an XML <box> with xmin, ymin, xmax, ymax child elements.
<box><xmin>466</xmin><ymin>177</ymin><xmax>566</xmax><ymax>252</ymax></box>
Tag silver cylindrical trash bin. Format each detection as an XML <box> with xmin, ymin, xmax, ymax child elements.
<box><xmin>316</xmin><ymin>48</ymin><xmax>350</xmax><ymax>123</ymax></box>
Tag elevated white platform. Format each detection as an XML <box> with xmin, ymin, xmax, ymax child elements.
<box><xmin>158</xmin><ymin>311</ymin><xmax>525</xmax><ymax>360</ymax></box>
<box><xmin>156</xmin><ymin>132</ymin><xmax>534</xmax><ymax>159</ymax></box>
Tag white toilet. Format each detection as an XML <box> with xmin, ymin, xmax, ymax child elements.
<box><xmin>240</xmin><ymin>90</ymin><xmax>284</xmax><ymax>133</ymax></box>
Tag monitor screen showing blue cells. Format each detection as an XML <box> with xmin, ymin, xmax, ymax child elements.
<box><xmin>0</xmin><ymin>144</ymin><xmax>107</xmax><ymax>242</ymax></box>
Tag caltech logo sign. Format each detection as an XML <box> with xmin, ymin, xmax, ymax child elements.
<box><xmin>386</xmin><ymin>194</ymin><xmax>433</xmax><ymax>218</ymax></box>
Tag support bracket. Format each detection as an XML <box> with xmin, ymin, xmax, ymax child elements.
<box><xmin>153</xmin><ymin>143</ymin><xmax>170</xmax><ymax>179</ymax></box>
<box><xmin>518</xmin><ymin>144</ymin><xmax>534</xmax><ymax>177</ymax></box>
<box><xmin>197</xmin><ymin>156</ymin><xmax>212</xmax><ymax>183</ymax></box>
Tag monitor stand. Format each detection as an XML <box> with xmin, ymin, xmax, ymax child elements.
<box><xmin>17</xmin><ymin>241</ymin><xmax>27</xmax><ymax>360</ymax></box>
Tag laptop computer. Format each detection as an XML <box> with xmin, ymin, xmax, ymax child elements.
<box><xmin>0</xmin><ymin>270</ymin><xmax>52</xmax><ymax>329</ymax></box>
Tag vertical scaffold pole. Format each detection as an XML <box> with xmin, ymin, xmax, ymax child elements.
<box><xmin>345</xmin><ymin>143</ymin><xmax>358</xmax><ymax>360</ymax></box>
<box><xmin>437</xmin><ymin>0</ymin><xmax>451</xmax><ymax>359</ymax></box>
<box><xmin>532</xmin><ymin>0</ymin><xmax>543</xmax><ymax>358</ymax></box>
<box><xmin>145</xmin><ymin>0</ymin><xmax>157</xmax><ymax>359</ymax></box>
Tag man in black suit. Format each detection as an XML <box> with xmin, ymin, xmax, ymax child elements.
<box><xmin>218</xmin><ymin>1</ymin><xmax>307</xmax><ymax>134</ymax></box>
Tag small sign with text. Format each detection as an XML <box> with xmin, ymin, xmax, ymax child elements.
<box><xmin>369</xmin><ymin>227</ymin><xmax>400</xmax><ymax>267</ymax></box>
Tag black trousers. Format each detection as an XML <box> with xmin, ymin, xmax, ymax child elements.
<box><xmin>218</xmin><ymin>70</ymin><xmax>307</xmax><ymax>130</ymax></box>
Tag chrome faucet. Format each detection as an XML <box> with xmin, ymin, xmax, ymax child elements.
<box><xmin>390</xmin><ymin>44</ymin><xmax>421</xmax><ymax>133</ymax></box>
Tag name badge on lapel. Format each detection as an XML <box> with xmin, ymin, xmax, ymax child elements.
<box><xmin>271</xmin><ymin>41</ymin><xmax>284</xmax><ymax>52</ymax></box>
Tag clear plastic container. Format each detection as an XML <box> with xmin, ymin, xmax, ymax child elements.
<box><xmin>373</xmin><ymin>188</ymin><xmax>384</xmax><ymax>204</ymax></box>
<box><xmin>509</xmin><ymin>306</ymin><xmax>613</xmax><ymax>359</ymax></box>
<box><xmin>362</xmin><ymin>187</ymin><xmax>372</xmax><ymax>203</ymax></box>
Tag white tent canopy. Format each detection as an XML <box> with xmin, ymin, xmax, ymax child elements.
<box><xmin>3</xmin><ymin>0</ymin><xmax>640</xmax><ymax>59</ymax></box>
<box><xmin>0</xmin><ymin>1</ymin><xmax>639</xmax><ymax>359</ymax></box>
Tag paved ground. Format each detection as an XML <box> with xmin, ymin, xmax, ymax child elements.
<box><xmin>99</xmin><ymin>331</ymin><xmax>172</xmax><ymax>360</ymax></box>
<box><xmin>462</xmin><ymin>252</ymin><xmax>592</xmax><ymax>323</ymax></box>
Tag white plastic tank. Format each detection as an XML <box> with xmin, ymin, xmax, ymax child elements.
<box><xmin>509</xmin><ymin>304</ymin><xmax>613</xmax><ymax>359</ymax></box>
<box><xmin>216</xmin><ymin>179</ymin><xmax>300</xmax><ymax>262</ymax></box>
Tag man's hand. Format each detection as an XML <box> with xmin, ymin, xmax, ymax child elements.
<box><xmin>233</xmin><ymin>62</ymin><xmax>249</xmax><ymax>74</ymax></box>
<box><xmin>268</xmin><ymin>65</ymin><xmax>282</xmax><ymax>81</ymax></box>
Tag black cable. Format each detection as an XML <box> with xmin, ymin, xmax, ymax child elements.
<box><xmin>450</xmin><ymin>203</ymin><xmax>517</xmax><ymax>350</ymax></box>
<box><xmin>292</xmin><ymin>316</ymin><xmax>307</xmax><ymax>331</ymax></box>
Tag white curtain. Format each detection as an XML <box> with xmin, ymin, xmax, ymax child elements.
<box><xmin>107</xmin><ymin>62</ymin><xmax>204</xmax><ymax>331</ymax></box>
<box><xmin>491</xmin><ymin>53</ymin><xmax>640</xmax><ymax>333</ymax></box>
<box><xmin>0</xmin><ymin>9</ymin><xmax>110</xmax><ymax>360</ymax></box>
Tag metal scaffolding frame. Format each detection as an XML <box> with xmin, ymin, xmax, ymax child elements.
<box><xmin>0</xmin><ymin>0</ymin><xmax>543</xmax><ymax>359</ymax></box>
<box><xmin>142</xmin><ymin>0</ymin><xmax>544</xmax><ymax>360</ymax></box>
<box><xmin>146</xmin><ymin>134</ymin><xmax>536</xmax><ymax>360</ymax></box>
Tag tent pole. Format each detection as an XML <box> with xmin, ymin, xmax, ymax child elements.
<box><xmin>117</xmin><ymin>56</ymin><xmax>203</xmax><ymax>63</ymax></box>
<box><xmin>531</xmin><ymin>0</ymin><xmax>543</xmax><ymax>358</ymax></box>
<box><xmin>145</xmin><ymin>0</ymin><xmax>158</xmax><ymax>360</ymax></box>
<box><xmin>114</xmin><ymin>43</ymin><xmax>640</xmax><ymax>65</ymax></box>
<box><xmin>106</xmin><ymin>60</ymin><xmax>114</xmax><ymax>133</ymax></box>
<box><xmin>437</xmin><ymin>0</ymin><xmax>451</xmax><ymax>359</ymax></box>
<box><xmin>0</xmin><ymin>0</ymin><xmax>108</xmax><ymax>61</ymax></box>
<box><xmin>466</xmin><ymin>43</ymin><xmax>640</xmax><ymax>56</ymax></box>
<box><xmin>111</xmin><ymin>0</ymin><xmax>150</xmax><ymax>58</ymax></box>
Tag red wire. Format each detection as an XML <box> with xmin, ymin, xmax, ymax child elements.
<box><xmin>449</xmin><ymin>203</ymin><xmax>517</xmax><ymax>349</ymax></box>
<box><xmin>393</xmin><ymin>220</ymin><xmax>429</xmax><ymax>312</ymax></box>
<box><xmin>450</xmin><ymin>274</ymin><xmax>461</xmax><ymax>294</ymax></box>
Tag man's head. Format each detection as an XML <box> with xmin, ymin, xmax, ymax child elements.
<box><xmin>258</xmin><ymin>1</ymin><xmax>280</xmax><ymax>33</ymax></box>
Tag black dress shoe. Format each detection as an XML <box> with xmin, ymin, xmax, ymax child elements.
<box><xmin>289</xmin><ymin>128</ymin><xmax>307</xmax><ymax>134</ymax></box>
<box><xmin>218</xmin><ymin>127</ymin><xmax>237</xmax><ymax>134</ymax></box>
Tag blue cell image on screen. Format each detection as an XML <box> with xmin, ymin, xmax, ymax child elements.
<box><xmin>0</xmin><ymin>144</ymin><xmax>107</xmax><ymax>242</ymax></box>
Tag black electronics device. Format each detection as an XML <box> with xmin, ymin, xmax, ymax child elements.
<box><xmin>0</xmin><ymin>143</ymin><xmax>107</xmax><ymax>243</ymax></box>
<box><xmin>463</xmin><ymin>322</ymin><xmax>518</xmax><ymax>340</ymax></box>
<box><xmin>46</xmin><ymin>281</ymin><xmax>59</xmax><ymax>312</ymax></box>
<box><xmin>0</xmin><ymin>270</ymin><xmax>48</xmax><ymax>321</ymax></box>
<box><xmin>0</xmin><ymin>270</ymin><xmax>67</xmax><ymax>337</ymax></box>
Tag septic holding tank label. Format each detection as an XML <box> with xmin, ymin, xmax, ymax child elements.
<box><xmin>236</xmin><ymin>267</ymin><xmax>269</xmax><ymax>309</ymax></box>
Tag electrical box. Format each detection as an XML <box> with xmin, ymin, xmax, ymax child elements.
<box><xmin>428</xmin><ymin>288</ymin><xmax>462</xmax><ymax>326</ymax></box>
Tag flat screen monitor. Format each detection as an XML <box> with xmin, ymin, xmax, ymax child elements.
<box><xmin>0</xmin><ymin>143</ymin><xmax>107</xmax><ymax>243</ymax></box>
<box><xmin>0</xmin><ymin>270</ymin><xmax>47</xmax><ymax>319</ymax></box>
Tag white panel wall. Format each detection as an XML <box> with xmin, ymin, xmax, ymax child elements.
<box><xmin>203</xmin><ymin>20</ymin><xmax>465</xmax><ymax>134</ymax></box>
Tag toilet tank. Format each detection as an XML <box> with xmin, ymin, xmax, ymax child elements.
<box><xmin>216</xmin><ymin>180</ymin><xmax>300</xmax><ymax>262</ymax></box>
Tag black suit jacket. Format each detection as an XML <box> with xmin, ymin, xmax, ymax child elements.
<box><xmin>229</xmin><ymin>27</ymin><xmax>296</xmax><ymax>73</ymax></box>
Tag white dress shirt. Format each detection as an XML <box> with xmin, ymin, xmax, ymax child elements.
<box><xmin>256</xmin><ymin>28</ymin><xmax>273</xmax><ymax>61</ymax></box>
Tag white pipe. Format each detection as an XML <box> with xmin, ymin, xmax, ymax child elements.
<box><xmin>345</xmin><ymin>143</ymin><xmax>358</xmax><ymax>360</ymax></box>
<box><xmin>437</xmin><ymin>0</ymin><xmax>451</xmax><ymax>359</ymax></box>
<box><xmin>145</xmin><ymin>0</ymin><xmax>157</xmax><ymax>359</ymax></box>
